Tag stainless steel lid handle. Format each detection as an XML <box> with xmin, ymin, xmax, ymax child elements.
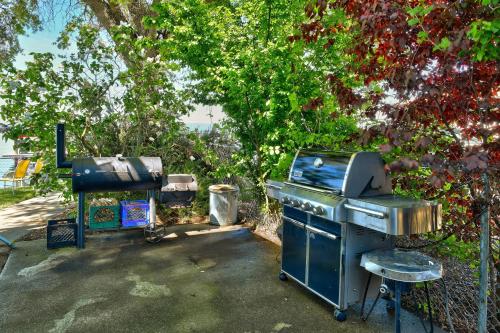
<box><xmin>344</xmin><ymin>204</ymin><xmax>386</xmax><ymax>219</ymax></box>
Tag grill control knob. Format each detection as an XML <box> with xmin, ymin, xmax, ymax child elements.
<box><xmin>301</xmin><ymin>202</ymin><xmax>312</xmax><ymax>211</ymax></box>
<box><xmin>312</xmin><ymin>206</ymin><xmax>325</xmax><ymax>216</ymax></box>
<box><xmin>281</xmin><ymin>196</ymin><xmax>290</xmax><ymax>204</ymax></box>
<box><xmin>290</xmin><ymin>199</ymin><xmax>301</xmax><ymax>207</ymax></box>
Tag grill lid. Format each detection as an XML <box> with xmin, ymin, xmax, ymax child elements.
<box><xmin>72</xmin><ymin>157</ymin><xmax>162</xmax><ymax>193</ymax></box>
<box><xmin>288</xmin><ymin>150</ymin><xmax>392</xmax><ymax>198</ymax></box>
<box><xmin>289</xmin><ymin>150</ymin><xmax>351</xmax><ymax>191</ymax></box>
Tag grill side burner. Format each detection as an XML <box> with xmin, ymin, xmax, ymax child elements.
<box><xmin>267</xmin><ymin>149</ymin><xmax>442</xmax><ymax>321</ymax></box>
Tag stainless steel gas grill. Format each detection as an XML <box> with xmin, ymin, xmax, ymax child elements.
<box><xmin>266</xmin><ymin>150</ymin><xmax>441</xmax><ymax>321</ymax></box>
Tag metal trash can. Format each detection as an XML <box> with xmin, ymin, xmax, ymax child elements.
<box><xmin>209</xmin><ymin>184</ymin><xmax>239</xmax><ymax>226</ymax></box>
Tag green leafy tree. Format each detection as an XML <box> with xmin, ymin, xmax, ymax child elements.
<box><xmin>144</xmin><ymin>0</ymin><xmax>360</xmax><ymax>200</ymax></box>
<box><xmin>0</xmin><ymin>0</ymin><xmax>41</xmax><ymax>63</ymax></box>
<box><xmin>0</xmin><ymin>0</ymin><xmax>159</xmax><ymax>66</ymax></box>
<box><xmin>0</xmin><ymin>23</ymin><xmax>191</xmax><ymax>196</ymax></box>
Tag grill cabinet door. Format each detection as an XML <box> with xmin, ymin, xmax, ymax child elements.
<box><xmin>281</xmin><ymin>217</ymin><xmax>307</xmax><ymax>283</ymax></box>
<box><xmin>307</xmin><ymin>226</ymin><xmax>342</xmax><ymax>305</ymax></box>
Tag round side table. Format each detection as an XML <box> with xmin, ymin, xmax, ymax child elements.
<box><xmin>360</xmin><ymin>249</ymin><xmax>443</xmax><ymax>333</ymax></box>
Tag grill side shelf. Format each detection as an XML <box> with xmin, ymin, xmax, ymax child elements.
<box><xmin>345</xmin><ymin>197</ymin><xmax>442</xmax><ymax>235</ymax></box>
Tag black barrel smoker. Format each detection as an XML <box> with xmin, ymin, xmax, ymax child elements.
<box><xmin>56</xmin><ymin>124</ymin><xmax>197</xmax><ymax>248</ymax></box>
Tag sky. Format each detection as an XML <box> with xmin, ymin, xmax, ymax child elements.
<box><xmin>13</xmin><ymin>16</ymin><xmax>224</xmax><ymax>125</ymax></box>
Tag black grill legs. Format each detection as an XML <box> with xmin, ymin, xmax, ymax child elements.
<box><xmin>77</xmin><ymin>192</ymin><xmax>85</xmax><ymax>249</ymax></box>
<box><xmin>360</xmin><ymin>277</ymin><xmax>435</xmax><ymax>333</ymax></box>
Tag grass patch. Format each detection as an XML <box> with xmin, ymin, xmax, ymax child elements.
<box><xmin>0</xmin><ymin>187</ymin><xmax>36</xmax><ymax>209</ymax></box>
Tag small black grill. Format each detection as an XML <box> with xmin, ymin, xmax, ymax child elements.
<box><xmin>160</xmin><ymin>174</ymin><xmax>198</xmax><ymax>208</ymax></box>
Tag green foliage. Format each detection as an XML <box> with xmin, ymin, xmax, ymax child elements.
<box><xmin>480</xmin><ymin>0</ymin><xmax>499</xmax><ymax>6</ymax></box>
<box><xmin>0</xmin><ymin>0</ymin><xmax>41</xmax><ymax>63</ymax></box>
<box><xmin>434</xmin><ymin>235</ymin><xmax>480</xmax><ymax>265</ymax></box>
<box><xmin>406</xmin><ymin>4</ymin><xmax>434</xmax><ymax>29</ymax></box>
<box><xmin>407</xmin><ymin>1</ymin><xmax>499</xmax><ymax>61</ymax></box>
<box><xmin>0</xmin><ymin>22</ymin><xmax>191</xmax><ymax>198</ymax></box>
<box><xmin>433</xmin><ymin>37</ymin><xmax>451</xmax><ymax>51</ymax></box>
<box><xmin>145</xmin><ymin>0</ymin><xmax>360</xmax><ymax>198</ymax></box>
<box><xmin>468</xmin><ymin>19</ymin><xmax>500</xmax><ymax>61</ymax></box>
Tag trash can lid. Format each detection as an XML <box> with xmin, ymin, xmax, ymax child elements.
<box><xmin>209</xmin><ymin>184</ymin><xmax>239</xmax><ymax>193</ymax></box>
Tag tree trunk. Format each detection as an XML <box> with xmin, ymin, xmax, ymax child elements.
<box><xmin>81</xmin><ymin>0</ymin><xmax>157</xmax><ymax>65</ymax></box>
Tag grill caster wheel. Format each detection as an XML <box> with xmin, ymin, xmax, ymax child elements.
<box><xmin>386</xmin><ymin>299</ymin><xmax>395</xmax><ymax>311</ymax></box>
<box><xmin>144</xmin><ymin>225</ymin><xmax>166</xmax><ymax>243</ymax></box>
<box><xmin>279</xmin><ymin>272</ymin><xmax>288</xmax><ymax>281</ymax></box>
<box><xmin>334</xmin><ymin>309</ymin><xmax>347</xmax><ymax>322</ymax></box>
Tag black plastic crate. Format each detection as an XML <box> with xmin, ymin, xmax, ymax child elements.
<box><xmin>47</xmin><ymin>218</ymin><xmax>77</xmax><ymax>249</ymax></box>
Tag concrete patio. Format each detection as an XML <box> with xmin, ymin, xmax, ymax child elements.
<box><xmin>0</xmin><ymin>223</ymin><xmax>442</xmax><ymax>333</ymax></box>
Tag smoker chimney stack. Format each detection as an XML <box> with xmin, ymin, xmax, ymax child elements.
<box><xmin>56</xmin><ymin>124</ymin><xmax>72</xmax><ymax>169</ymax></box>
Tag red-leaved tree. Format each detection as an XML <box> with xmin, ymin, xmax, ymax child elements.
<box><xmin>296</xmin><ymin>1</ymin><xmax>498</xmax><ymax>331</ymax></box>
